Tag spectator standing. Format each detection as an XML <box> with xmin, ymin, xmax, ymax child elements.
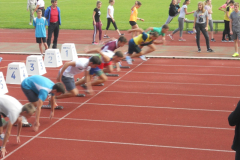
<box><xmin>92</xmin><ymin>1</ymin><xmax>103</xmax><ymax>45</ymax></box>
<box><xmin>33</xmin><ymin>0</ymin><xmax>45</xmax><ymax>17</ymax></box>
<box><xmin>204</xmin><ymin>0</ymin><xmax>216</xmax><ymax>42</ymax></box>
<box><xmin>27</xmin><ymin>0</ymin><xmax>37</xmax><ymax>25</ymax></box>
<box><xmin>45</xmin><ymin>0</ymin><xmax>61</xmax><ymax>49</ymax></box>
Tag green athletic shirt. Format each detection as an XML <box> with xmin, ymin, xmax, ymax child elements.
<box><xmin>150</xmin><ymin>27</ymin><xmax>165</xmax><ymax>36</ymax></box>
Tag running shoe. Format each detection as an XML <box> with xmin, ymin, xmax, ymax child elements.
<box><xmin>81</xmin><ymin>84</ymin><xmax>87</xmax><ymax>90</ymax></box>
<box><xmin>76</xmin><ymin>94</ymin><xmax>85</xmax><ymax>97</ymax></box>
<box><xmin>179</xmin><ymin>38</ymin><xmax>186</xmax><ymax>41</ymax></box>
<box><xmin>29</xmin><ymin>22</ymin><xmax>32</xmax><ymax>25</ymax></box>
<box><xmin>229</xmin><ymin>40</ymin><xmax>234</xmax><ymax>42</ymax></box>
<box><xmin>92</xmin><ymin>42</ymin><xmax>98</xmax><ymax>45</ymax></box>
<box><xmin>168</xmin><ymin>34</ymin><xmax>174</xmax><ymax>40</ymax></box>
<box><xmin>207</xmin><ymin>49</ymin><xmax>214</xmax><ymax>52</ymax></box>
<box><xmin>211</xmin><ymin>38</ymin><xmax>216</xmax><ymax>42</ymax></box>
<box><xmin>139</xmin><ymin>55</ymin><xmax>147</xmax><ymax>61</ymax></box>
<box><xmin>198</xmin><ymin>48</ymin><xmax>201</xmax><ymax>53</ymax></box>
<box><xmin>187</xmin><ymin>31</ymin><xmax>194</xmax><ymax>34</ymax></box>
<box><xmin>0</xmin><ymin>57</ymin><xmax>2</xmax><ymax>63</ymax></box>
<box><xmin>103</xmin><ymin>35</ymin><xmax>110</xmax><ymax>39</ymax></box>
<box><xmin>22</xmin><ymin>116</ymin><xmax>32</xmax><ymax>127</ymax></box>
<box><xmin>232</xmin><ymin>52</ymin><xmax>239</xmax><ymax>57</ymax></box>
<box><xmin>125</xmin><ymin>56</ymin><xmax>133</xmax><ymax>65</ymax></box>
<box><xmin>221</xmin><ymin>40</ymin><xmax>228</xmax><ymax>42</ymax></box>
<box><xmin>120</xmin><ymin>34</ymin><xmax>124</xmax><ymax>36</ymax></box>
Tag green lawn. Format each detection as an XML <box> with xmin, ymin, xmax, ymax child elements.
<box><xmin>0</xmin><ymin>0</ymin><xmax>226</xmax><ymax>30</ymax></box>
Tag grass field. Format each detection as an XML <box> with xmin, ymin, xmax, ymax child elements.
<box><xmin>0</xmin><ymin>0</ymin><xmax>227</xmax><ymax>30</ymax></box>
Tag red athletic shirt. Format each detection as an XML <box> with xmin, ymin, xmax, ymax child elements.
<box><xmin>50</xmin><ymin>7</ymin><xmax>59</xmax><ymax>23</ymax></box>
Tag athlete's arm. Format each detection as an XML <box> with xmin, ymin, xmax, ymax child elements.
<box><xmin>16</xmin><ymin>117</ymin><xmax>22</xmax><ymax>143</ymax></box>
<box><xmin>34</xmin><ymin>99</ymin><xmax>43</xmax><ymax>132</ymax></box>
<box><xmin>128</xmin><ymin>28</ymin><xmax>144</xmax><ymax>34</ymax></box>
<box><xmin>57</xmin><ymin>61</ymin><xmax>76</xmax><ymax>82</ymax></box>
<box><xmin>1</xmin><ymin>122</ymin><xmax>13</xmax><ymax>158</ymax></box>
<box><xmin>93</xmin><ymin>11</ymin><xmax>96</xmax><ymax>25</ymax></box>
<box><xmin>193</xmin><ymin>17</ymin><xmax>197</xmax><ymax>31</ymax></box>
<box><xmin>85</xmin><ymin>70</ymin><xmax>94</xmax><ymax>95</ymax></box>
<box><xmin>184</xmin><ymin>8</ymin><xmax>195</xmax><ymax>15</ymax></box>
<box><xmin>145</xmin><ymin>27</ymin><xmax>154</xmax><ymax>33</ymax></box>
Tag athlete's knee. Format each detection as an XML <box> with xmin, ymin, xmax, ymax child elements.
<box><xmin>71</xmin><ymin>89</ymin><xmax>79</xmax><ymax>96</ymax></box>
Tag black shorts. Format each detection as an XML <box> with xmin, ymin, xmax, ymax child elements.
<box><xmin>129</xmin><ymin>21</ymin><xmax>137</xmax><ymax>26</ymax></box>
<box><xmin>21</xmin><ymin>85</ymin><xmax>39</xmax><ymax>102</ymax></box>
<box><xmin>128</xmin><ymin>39</ymin><xmax>141</xmax><ymax>54</ymax></box>
<box><xmin>61</xmin><ymin>75</ymin><xmax>75</xmax><ymax>91</ymax></box>
<box><xmin>36</xmin><ymin>37</ymin><xmax>46</xmax><ymax>43</ymax></box>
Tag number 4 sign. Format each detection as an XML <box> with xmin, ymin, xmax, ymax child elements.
<box><xmin>6</xmin><ymin>62</ymin><xmax>28</xmax><ymax>84</ymax></box>
<box><xmin>0</xmin><ymin>72</ymin><xmax>8</xmax><ymax>95</ymax></box>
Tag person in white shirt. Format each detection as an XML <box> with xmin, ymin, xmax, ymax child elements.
<box><xmin>56</xmin><ymin>56</ymin><xmax>101</xmax><ymax>97</ymax></box>
<box><xmin>27</xmin><ymin>0</ymin><xmax>37</xmax><ymax>25</ymax></box>
<box><xmin>168</xmin><ymin>0</ymin><xmax>195</xmax><ymax>41</ymax></box>
<box><xmin>0</xmin><ymin>95</ymin><xmax>35</xmax><ymax>158</ymax></box>
<box><xmin>33</xmin><ymin>0</ymin><xmax>45</xmax><ymax>17</ymax></box>
<box><xmin>103</xmin><ymin>0</ymin><xmax>123</xmax><ymax>38</ymax></box>
<box><xmin>204</xmin><ymin>0</ymin><xmax>216</xmax><ymax>42</ymax></box>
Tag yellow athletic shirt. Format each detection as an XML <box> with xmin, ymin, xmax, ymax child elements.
<box><xmin>133</xmin><ymin>32</ymin><xmax>153</xmax><ymax>45</ymax></box>
<box><xmin>129</xmin><ymin>7</ymin><xmax>138</xmax><ymax>22</ymax></box>
<box><xmin>224</xmin><ymin>6</ymin><xmax>233</xmax><ymax>21</ymax></box>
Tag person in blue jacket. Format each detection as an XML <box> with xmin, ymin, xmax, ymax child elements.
<box><xmin>44</xmin><ymin>0</ymin><xmax>61</xmax><ymax>49</ymax></box>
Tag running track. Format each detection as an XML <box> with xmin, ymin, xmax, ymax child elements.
<box><xmin>0</xmin><ymin>53</ymin><xmax>238</xmax><ymax>159</ymax></box>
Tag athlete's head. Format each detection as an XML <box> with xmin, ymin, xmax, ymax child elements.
<box><xmin>149</xmin><ymin>32</ymin><xmax>159</xmax><ymax>41</ymax></box>
<box><xmin>135</xmin><ymin>1</ymin><xmax>142</xmax><ymax>8</ymax></box>
<box><xmin>112</xmin><ymin>51</ymin><xmax>124</xmax><ymax>63</ymax></box>
<box><xmin>226</xmin><ymin>0</ymin><xmax>230</xmax><ymax>5</ymax></box>
<box><xmin>51</xmin><ymin>82</ymin><xmax>66</xmax><ymax>96</ymax></box>
<box><xmin>229</xmin><ymin>0</ymin><xmax>235</xmax><ymax>6</ymax></box>
<box><xmin>171</xmin><ymin>0</ymin><xmax>177</xmax><ymax>5</ymax></box>
<box><xmin>162</xmin><ymin>25</ymin><xmax>169</xmax><ymax>34</ymax></box>
<box><xmin>234</xmin><ymin>2</ymin><xmax>239</xmax><ymax>11</ymax></box>
<box><xmin>21</xmin><ymin>103</ymin><xmax>36</xmax><ymax>119</ymax></box>
<box><xmin>205</xmin><ymin>0</ymin><xmax>211</xmax><ymax>5</ymax></box>
<box><xmin>177</xmin><ymin>0</ymin><xmax>181</xmax><ymax>4</ymax></box>
<box><xmin>51</xmin><ymin>0</ymin><xmax>57</xmax><ymax>7</ymax></box>
<box><xmin>89</xmin><ymin>56</ymin><xmax>102</xmax><ymax>68</ymax></box>
<box><xmin>96</xmin><ymin>1</ymin><xmax>102</xmax><ymax>8</ymax></box>
<box><xmin>183</xmin><ymin>0</ymin><xmax>191</xmax><ymax>5</ymax></box>
<box><xmin>118</xmin><ymin>36</ymin><xmax>128</xmax><ymax>47</ymax></box>
<box><xmin>109</xmin><ymin>0</ymin><xmax>115</xmax><ymax>5</ymax></box>
<box><xmin>37</xmin><ymin>9</ymin><xmax>42</xmax><ymax>18</ymax></box>
<box><xmin>197</xmin><ymin>1</ymin><xmax>205</xmax><ymax>12</ymax></box>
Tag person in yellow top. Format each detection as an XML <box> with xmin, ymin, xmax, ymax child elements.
<box><xmin>222</xmin><ymin>0</ymin><xmax>234</xmax><ymax>42</ymax></box>
<box><xmin>129</xmin><ymin>1</ymin><xmax>144</xmax><ymax>37</ymax></box>
<box><xmin>125</xmin><ymin>28</ymin><xmax>160</xmax><ymax>64</ymax></box>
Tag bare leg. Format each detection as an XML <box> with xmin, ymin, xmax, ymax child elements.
<box><xmin>103</xmin><ymin>65</ymin><xmax>113</xmax><ymax>73</ymax></box>
<box><xmin>91</xmin><ymin>74</ymin><xmax>107</xmax><ymax>86</ymax></box>
<box><xmin>131</xmin><ymin>24</ymin><xmax>139</xmax><ymax>38</ymax></box>
<box><xmin>116</xmin><ymin>29</ymin><xmax>121</xmax><ymax>35</ymax></box>
<box><xmin>235</xmin><ymin>39</ymin><xmax>238</xmax><ymax>53</ymax></box>
<box><xmin>142</xmin><ymin>44</ymin><xmax>156</xmax><ymax>55</ymax></box>
<box><xmin>55</xmin><ymin>88</ymin><xmax>79</xmax><ymax>99</ymax></box>
<box><xmin>39</xmin><ymin>43</ymin><xmax>43</xmax><ymax>55</ymax></box>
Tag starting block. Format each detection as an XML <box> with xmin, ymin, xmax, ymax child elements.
<box><xmin>44</xmin><ymin>49</ymin><xmax>63</xmax><ymax>68</ymax></box>
<box><xmin>6</xmin><ymin>62</ymin><xmax>28</xmax><ymax>84</ymax></box>
<box><xmin>26</xmin><ymin>55</ymin><xmax>46</xmax><ymax>75</ymax></box>
<box><xmin>41</xmin><ymin>105</ymin><xmax>64</xmax><ymax>109</ymax></box>
<box><xmin>105</xmin><ymin>73</ymin><xmax>119</xmax><ymax>77</ymax></box>
<box><xmin>113</xmin><ymin>66</ymin><xmax>130</xmax><ymax>69</ymax></box>
<box><xmin>0</xmin><ymin>72</ymin><xmax>8</xmax><ymax>95</ymax></box>
<box><xmin>61</xmin><ymin>43</ymin><xmax>78</xmax><ymax>61</ymax></box>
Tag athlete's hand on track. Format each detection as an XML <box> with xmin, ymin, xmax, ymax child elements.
<box><xmin>16</xmin><ymin>136</ymin><xmax>20</xmax><ymax>143</ymax></box>
<box><xmin>1</xmin><ymin>147</ymin><xmax>7</xmax><ymax>158</ymax></box>
<box><xmin>33</xmin><ymin>122</ymin><xmax>40</xmax><ymax>132</ymax></box>
<box><xmin>49</xmin><ymin>111</ymin><xmax>54</xmax><ymax>119</ymax></box>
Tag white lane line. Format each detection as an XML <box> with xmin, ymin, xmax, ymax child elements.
<box><xmin>103</xmin><ymin>90</ymin><xmax>240</xmax><ymax>99</ymax></box>
<box><xmin>7</xmin><ymin>80</ymin><xmax>240</xmax><ymax>87</ymax></box>
<box><xmin>16</xmin><ymin>100</ymin><xmax>233</xmax><ymax>113</ymax></box>
<box><xmin>141</xmin><ymin>63</ymin><xmax>240</xmax><ymax>69</ymax></box>
<box><xmin>3</xmin><ymin>62</ymin><xmax>144</xmax><ymax>159</ymax></box>
<box><xmin>38</xmin><ymin>117</ymin><xmax>233</xmax><ymax>131</ymax></box>
<box><xmin>131</xmin><ymin>71</ymin><xmax>240</xmax><ymax>77</ymax></box>
<box><xmin>10</xmin><ymin>135</ymin><xmax>235</xmax><ymax>153</ymax></box>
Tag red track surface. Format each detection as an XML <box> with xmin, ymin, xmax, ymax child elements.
<box><xmin>0</xmin><ymin>30</ymin><xmax>238</xmax><ymax>160</ymax></box>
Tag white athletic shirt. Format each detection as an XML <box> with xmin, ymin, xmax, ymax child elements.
<box><xmin>36</xmin><ymin>0</ymin><xmax>45</xmax><ymax>8</ymax></box>
<box><xmin>0</xmin><ymin>95</ymin><xmax>22</xmax><ymax>124</ymax></box>
<box><xmin>204</xmin><ymin>5</ymin><xmax>212</xmax><ymax>20</ymax></box>
<box><xmin>179</xmin><ymin>5</ymin><xmax>187</xmax><ymax>18</ymax></box>
<box><xmin>107</xmin><ymin>5</ymin><xmax>114</xmax><ymax>18</ymax></box>
<box><xmin>62</xmin><ymin>58</ymin><xmax>91</xmax><ymax>78</ymax></box>
<box><xmin>101</xmin><ymin>50</ymin><xmax>115</xmax><ymax>63</ymax></box>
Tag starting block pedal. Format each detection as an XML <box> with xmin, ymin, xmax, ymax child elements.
<box><xmin>41</xmin><ymin>105</ymin><xmax>64</xmax><ymax>110</ymax></box>
<box><xmin>122</xmin><ymin>59</ymin><xmax>135</xmax><ymax>62</ymax></box>
<box><xmin>96</xmin><ymin>83</ymin><xmax>104</xmax><ymax>86</ymax></box>
<box><xmin>105</xmin><ymin>73</ymin><xmax>119</xmax><ymax>77</ymax></box>
<box><xmin>114</xmin><ymin>66</ymin><xmax>130</xmax><ymax>69</ymax></box>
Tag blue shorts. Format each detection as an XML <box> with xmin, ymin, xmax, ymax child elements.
<box><xmin>128</xmin><ymin>39</ymin><xmax>141</xmax><ymax>54</ymax></box>
<box><xmin>89</xmin><ymin>67</ymin><xmax>103</xmax><ymax>76</ymax></box>
<box><xmin>61</xmin><ymin>75</ymin><xmax>75</xmax><ymax>91</ymax></box>
<box><xmin>21</xmin><ymin>85</ymin><xmax>39</xmax><ymax>102</ymax></box>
